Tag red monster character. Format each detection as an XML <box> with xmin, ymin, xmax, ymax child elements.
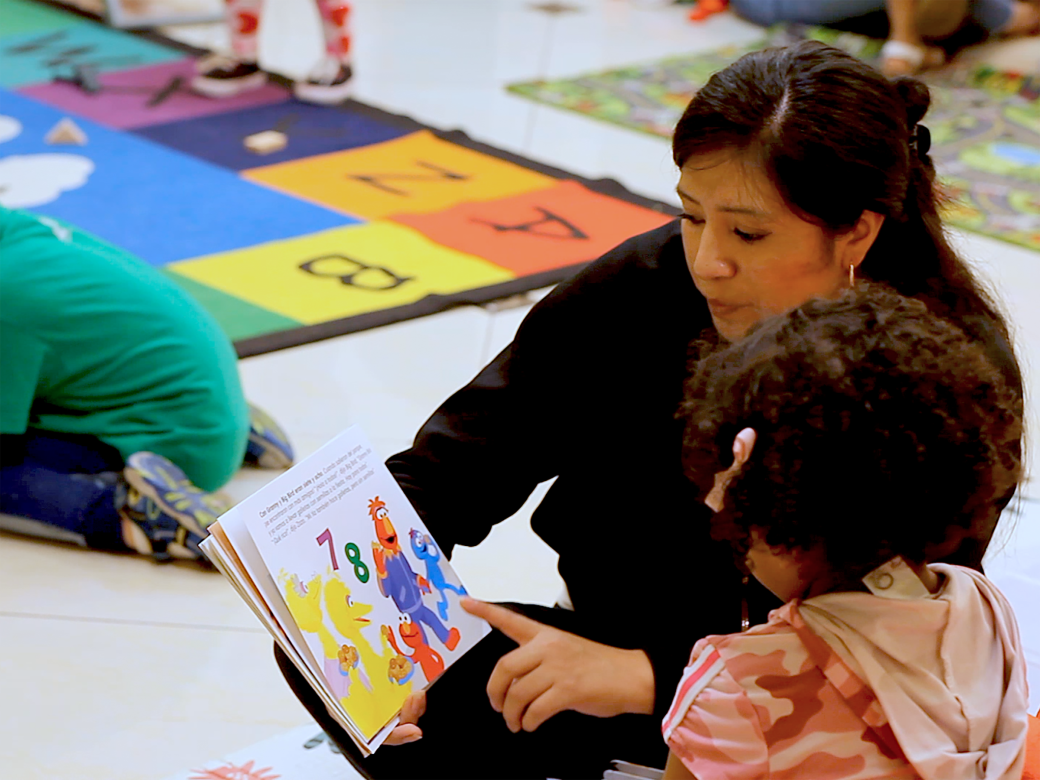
<box><xmin>383</xmin><ymin>614</ymin><xmax>445</xmax><ymax>684</ymax></box>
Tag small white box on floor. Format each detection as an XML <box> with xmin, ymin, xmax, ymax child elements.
<box><xmin>244</xmin><ymin>130</ymin><xmax>288</xmax><ymax>155</ymax></box>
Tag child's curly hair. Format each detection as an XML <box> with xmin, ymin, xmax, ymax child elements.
<box><xmin>680</xmin><ymin>284</ymin><xmax>1022</xmax><ymax>581</ymax></box>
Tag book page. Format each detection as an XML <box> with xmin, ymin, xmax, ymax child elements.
<box><xmin>230</xmin><ymin>426</ymin><xmax>490</xmax><ymax>742</ymax></box>
<box><xmin>214</xmin><ymin>499</ymin><xmax>327</xmax><ymax>688</ymax></box>
<box><xmin>202</xmin><ymin>528</ymin><xmax>382</xmax><ymax>753</ymax></box>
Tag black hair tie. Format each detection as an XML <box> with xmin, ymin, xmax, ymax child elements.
<box><xmin>911</xmin><ymin>124</ymin><xmax>931</xmax><ymax>160</ymax></box>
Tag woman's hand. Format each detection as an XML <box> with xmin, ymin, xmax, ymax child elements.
<box><xmin>461</xmin><ymin>597</ymin><xmax>655</xmax><ymax>733</ymax></box>
<box><xmin>382</xmin><ymin>691</ymin><xmax>426</xmax><ymax>746</ymax></box>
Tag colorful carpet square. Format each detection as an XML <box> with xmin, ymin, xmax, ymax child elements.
<box><xmin>2</xmin><ymin>0</ymin><xmax>83</xmax><ymax>37</ymax></box>
<box><xmin>242</xmin><ymin>130</ymin><xmax>559</xmax><ymax>219</ymax></box>
<box><xmin>391</xmin><ymin>179</ymin><xmax>673</xmax><ymax>276</ymax></box>
<box><xmin>0</xmin><ymin>18</ymin><xmax>183</xmax><ymax>88</ymax></box>
<box><xmin>18</xmin><ymin>58</ymin><xmax>292</xmax><ymax>129</ymax></box>
<box><xmin>135</xmin><ymin>98</ymin><xmax>413</xmax><ymax>170</ymax></box>
<box><xmin>167</xmin><ymin>221</ymin><xmax>516</xmax><ymax>324</ymax></box>
<box><xmin>159</xmin><ymin>269</ymin><xmax>305</xmax><ymax>343</ymax></box>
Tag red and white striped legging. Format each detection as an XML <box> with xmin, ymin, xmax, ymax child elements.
<box><xmin>223</xmin><ymin>0</ymin><xmax>352</xmax><ymax>63</ymax></box>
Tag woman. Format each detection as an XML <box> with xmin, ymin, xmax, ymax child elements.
<box><xmin>729</xmin><ymin>0</ymin><xmax>1039</xmax><ymax>76</ymax></box>
<box><xmin>275</xmin><ymin>41</ymin><xmax>1020</xmax><ymax>778</ymax></box>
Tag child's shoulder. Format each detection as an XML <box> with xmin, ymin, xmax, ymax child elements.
<box><xmin>692</xmin><ymin>602</ymin><xmax>809</xmax><ymax>677</ymax></box>
<box><xmin>698</xmin><ymin>603</ymin><xmax>802</xmax><ymax>657</ymax></box>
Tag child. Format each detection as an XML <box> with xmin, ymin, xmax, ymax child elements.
<box><xmin>192</xmin><ymin>0</ymin><xmax>353</xmax><ymax>104</ymax></box>
<box><xmin>0</xmin><ymin>207</ymin><xmax>294</xmax><ymax>563</ymax></box>
<box><xmin>728</xmin><ymin>0</ymin><xmax>1039</xmax><ymax>77</ymax></box>
<box><xmin>663</xmin><ymin>284</ymin><xmax>1029</xmax><ymax>779</ymax></box>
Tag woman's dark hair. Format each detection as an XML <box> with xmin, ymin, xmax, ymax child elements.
<box><xmin>680</xmin><ymin>284</ymin><xmax>1022</xmax><ymax>581</ymax></box>
<box><xmin>672</xmin><ymin>41</ymin><xmax>1012</xmax><ymax>349</ymax></box>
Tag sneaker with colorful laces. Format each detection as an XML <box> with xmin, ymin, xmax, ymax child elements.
<box><xmin>122</xmin><ymin>452</ymin><xmax>227</xmax><ymax>562</ymax></box>
<box><xmin>192</xmin><ymin>54</ymin><xmax>268</xmax><ymax>98</ymax></box>
<box><xmin>293</xmin><ymin>56</ymin><xmax>353</xmax><ymax>105</ymax></box>
<box><xmin>244</xmin><ymin>403</ymin><xmax>295</xmax><ymax>469</ymax></box>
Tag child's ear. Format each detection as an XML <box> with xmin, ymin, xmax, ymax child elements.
<box><xmin>732</xmin><ymin>428</ymin><xmax>756</xmax><ymax>468</ymax></box>
<box><xmin>704</xmin><ymin>428</ymin><xmax>757</xmax><ymax>513</ymax></box>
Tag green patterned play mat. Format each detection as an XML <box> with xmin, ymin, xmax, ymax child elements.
<box><xmin>509</xmin><ymin>26</ymin><xmax>1040</xmax><ymax>252</ymax></box>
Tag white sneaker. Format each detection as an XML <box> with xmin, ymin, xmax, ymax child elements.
<box><xmin>293</xmin><ymin>56</ymin><xmax>353</xmax><ymax>105</ymax></box>
<box><xmin>192</xmin><ymin>54</ymin><xmax>268</xmax><ymax>99</ymax></box>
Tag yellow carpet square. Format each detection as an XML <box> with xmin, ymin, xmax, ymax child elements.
<box><xmin>168</xmin><ymin>222</ymin><xmax>517</xmax><ymax>324</ymax></box>
<box><xmin>242</xmin><ymin>130</ymin><xmax>557</xmax><ymax>219</ymax></box>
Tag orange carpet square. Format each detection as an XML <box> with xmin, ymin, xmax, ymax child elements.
<box><xmin>391</xmin><ymin>180</ymin><xmax>674</xmax><ymax>276</ymax></box>
<box><xmin>243</xmin><ymin>130</ymin><xmax>557</xmax><ymax>219</ymax></box>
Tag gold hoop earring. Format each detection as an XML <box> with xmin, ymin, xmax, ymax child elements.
<box><xmin>849</xmin><ymin>264</ymin><xmax>856</xmax><ymax>287</ymax></box>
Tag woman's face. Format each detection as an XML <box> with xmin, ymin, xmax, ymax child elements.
<box><xmin>678</xmin><ymin>153</ymin><xmax>862</xmax><ymax>341</ymax></box>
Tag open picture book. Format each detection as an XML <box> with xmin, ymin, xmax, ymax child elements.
<box><xmin>201</xmin><ymin>427</ymin><xmax>490</xmax><ymax>755</ymax></box>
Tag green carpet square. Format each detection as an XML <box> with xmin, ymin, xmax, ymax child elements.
<box><xmin>162</xmin><ymin>270</ymin><xmax>304</xmax><ymax>344</ymax></box>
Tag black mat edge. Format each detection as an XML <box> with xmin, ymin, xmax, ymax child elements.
<box><xmin>233</xmin><ymin>264</ymin><xmax>587</xmax><ymax>358</ymax></box>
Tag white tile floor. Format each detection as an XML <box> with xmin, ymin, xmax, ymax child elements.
<box><xmin>1</xmin><ymin>2</ymin><xmax>1038</xmax><ymax>777</ymax></box>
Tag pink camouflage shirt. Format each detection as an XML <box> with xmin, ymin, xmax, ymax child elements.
<box><xmin>662</xmin><ymin>601</ymin><xmax>918</xmax><ymax>780</ymax></box>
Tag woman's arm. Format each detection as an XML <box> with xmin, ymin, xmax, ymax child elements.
<box><xmin>385</xmin><ymin>336</ymin><xmax>559</xmax><ymax>556</ymax></box>
<box><xmin>387</xmin><ymin>220</ymin><xmax>689</xmax><ymax>556</ymax></box>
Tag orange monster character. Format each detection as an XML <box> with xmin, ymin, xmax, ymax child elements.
<box><xmin>369</xmin><ymin>497</ymin><xmax>459</xmax><ymax>651</ymax></box>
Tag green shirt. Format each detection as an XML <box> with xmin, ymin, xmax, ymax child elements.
<box><xmin>0</xmin><ymin>207</ymin><xmax>248</xmax><ymax>491</ymax></box>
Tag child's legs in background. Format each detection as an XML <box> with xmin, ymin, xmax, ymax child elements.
<box><xmin>728</xmin><ymin>0</ymin><xmax>885</xmax><ymax>26</ymax></box>
<box><xmin>969</xmin><ymin>0</ymin><xmax>1022</xmax><ymax>34</ymax></box>
<box><xmin>729</xmin><ymin>0</ymin><xmax>1023</xmax><ymax>37</ymax></box>
<box><xmin>315</xmin><ymin>0</ymin><xmax>352</xmax><ymax>63</ymax></box>
<box><xmin>225</xmin><ymin>0</ymin><xmax>264</xmax><ymax>62</ymax></box>
<box><xmin>0</xmin><ymin>430</ymin><xmax>128</xmax><ymax>551</ymax></box>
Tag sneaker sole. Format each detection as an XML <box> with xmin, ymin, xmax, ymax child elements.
<box><xmin>292</xmin><ymin>78</ymin><xmax>353</xmax><ymax>105</ymax></box>
<box><xmin>248</xmin><ymin>435</ymin><xmax>294</xmax><ymax>469</ymax></box>
<box><xmin>192</xmin><ymin>71</ymin><xmax>268</xmax><ymax>99</ymax></box>
<box><xmin>247</xmin><ymin>403</ymin><xmax>294</xmax><ymax>468</ymax></box>
<box><xmin>124</xmin><ymin>457</ymin><xmax>215</xmax><ymax>540</ymax></box>
<box><xmin>119</xmin><ymin>506</ymin><xmax>207</xmax><ymax>563</ymax></box>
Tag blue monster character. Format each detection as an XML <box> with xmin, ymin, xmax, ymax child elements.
<box><xmin>409</xmin><ymin>528</ymin><xmax>468</xmax><ymax>620</ymax></box>
<box><xmin>369</xmin><ymin>497</ymin><xmax>460</xmax><ymax>651</ymax></box>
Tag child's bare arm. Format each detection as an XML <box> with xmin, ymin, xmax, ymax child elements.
<box><xmin>662</xmin><ymin>750</ymin><xmax>697</xmax><ymax>780</ymax></box>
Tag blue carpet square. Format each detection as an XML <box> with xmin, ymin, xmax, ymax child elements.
<box><xmin>0</xmin><ymin>91</ymin><xmax>355</xmax><ymax>265</ymax></box>
<box><xmin>135</xmin><ymin>99</ymin><xmax>414</xmax><ymax>171</ymax></box>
